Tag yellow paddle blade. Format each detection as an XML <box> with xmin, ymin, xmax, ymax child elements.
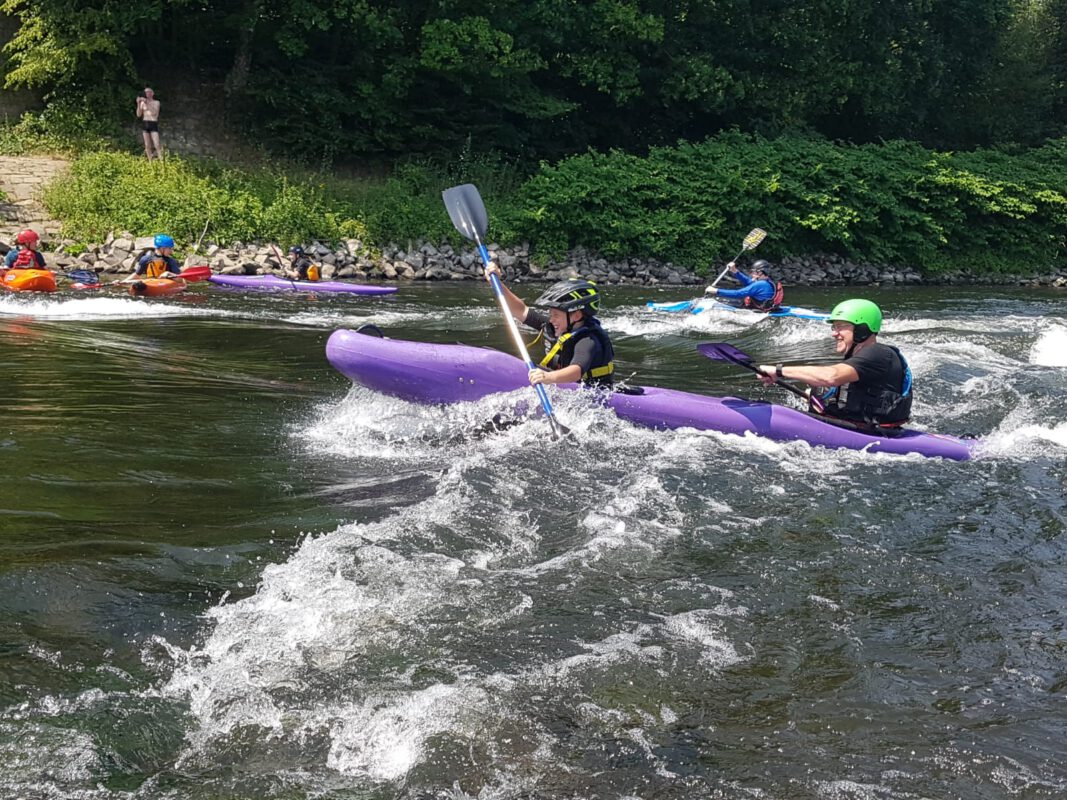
<box><xmin>742</xmin><ymin>228</ymin><xmax>767</xmax><ymax>251</ymax></box>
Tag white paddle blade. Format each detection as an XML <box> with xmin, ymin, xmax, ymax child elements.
<box><xmin>742</xmin><ymin>228</ymin><xmax>766</xmax><ymax>251</ymax></box>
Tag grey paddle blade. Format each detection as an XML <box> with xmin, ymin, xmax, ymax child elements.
<box><xmin>697</xmin><ymin>342</ymin><xmax>754</xmax><ymax>364</ymax></box>
<box><xmin>442</xmin><ymin>183</ymin><xmax>489</xmax><ymax>242</ymax></box>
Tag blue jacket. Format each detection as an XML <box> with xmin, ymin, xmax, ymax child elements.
<box><xmin>715</xmin><ymin>269</ymin><xmax>775</xmax><ymax>304</ymax></box>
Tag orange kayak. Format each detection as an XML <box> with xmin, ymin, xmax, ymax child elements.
<box><xmin>129</xmin><ymin>278</ymin><xmax>187</xmax><ymax>297</ymax></box>
<box><xmin>3</xmin><ymin>268</ymin><xmax>57</xmax><ymax>293</ymax></box>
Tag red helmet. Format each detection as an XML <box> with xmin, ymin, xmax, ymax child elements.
<box><xmin>16</xmin><ymin>229</ymin><xmax>39</xmax><ymax>246</ymax></box>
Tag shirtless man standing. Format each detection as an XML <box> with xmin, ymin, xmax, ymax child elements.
<box><xmin>136</xmin><ymin>88</ymin><xmax>162</xmax><ymax>160</ymax></box>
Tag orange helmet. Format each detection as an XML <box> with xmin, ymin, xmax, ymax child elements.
<box><xmin>16</xmin><ymin>229</ymin><xmax>39</xmax><ymax>246</ymax></box>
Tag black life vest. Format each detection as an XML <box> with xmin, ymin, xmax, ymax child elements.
<box><xmin>818</xmin><ymin>345</ymin><xmax>913</xmax><ymax>427</ymax></box>
<box><xmin>743</xmin><ymin>281</ymin><xmax>784</xmax><ymax>312</ymax></box>
<box><xmin>536</xmin><ymin>317</ymin><xmax>615</xmax><ymax>387</ymax></box>
<box><xmin>294</xmin><ymin>256</ymin><xmax>320</xmax><ymax>281</ymax></box>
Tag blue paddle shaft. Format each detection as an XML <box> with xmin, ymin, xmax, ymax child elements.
<box><xmin>477</xmin><ymin>244</ymin><xmax>557</xmax><ymax>420</ymax></box>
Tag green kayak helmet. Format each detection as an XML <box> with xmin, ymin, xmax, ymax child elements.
<box><xmin>828</xmin><ymin>298</ymin><xmax>882</xmax><ymax>343</ymax></box>
<box><xmin>534</xmin><ymin>279</ymin><xmax>601</xmax><ymax>314</ymax></box>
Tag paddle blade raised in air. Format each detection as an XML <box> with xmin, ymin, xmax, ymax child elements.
<box><xmin>442</xmin><ymin>184</ymin><xmax>489</xmax><ymax>242</ymax></box>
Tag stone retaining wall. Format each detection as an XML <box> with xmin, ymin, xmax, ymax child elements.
<box><xmin>28</xmin><ymin>234</ymin><xmax>1067</xmax><ymax>288</ymax></box>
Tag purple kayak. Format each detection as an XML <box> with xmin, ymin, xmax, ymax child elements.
<box><xmin>208</xmin><ymin>274</ymin><xmax>397</xmax><ymax>295</ymax></box>
<box><xmin>325</xmin><ymin>329</ymin><xmax>976</xmax><ymax>461</ymax></box>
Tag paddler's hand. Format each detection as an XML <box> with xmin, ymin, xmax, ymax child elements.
<box><xmin>704</xmin><ymin>286</ymin><xmax>718</xmax><ymax>296</ymax></box>
<box><xmin>756</xmin><ymin>364</ymin><xmax>778</xmax><ymax>386</ymax></box>
<box><xmin>528</xmin><ymin>368</ymin><xmax>549</xmax><ymax>386</ymax></box>
<box><xmin>726</xmin><ymin>261</ymin><xmax>738</xmax><ymax>274</ymax></box>
<box><xmin>484</xmin><ymin>260</ymin><xmax>501</xmax><ymax>283</ymax></box>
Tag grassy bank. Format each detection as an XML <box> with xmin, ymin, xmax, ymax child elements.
<box><xmin>38</xmin><ymin>133</ymin><xmax>1067</xmax><ymax>275</ymax></box>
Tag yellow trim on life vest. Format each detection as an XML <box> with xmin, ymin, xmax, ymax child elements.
<box><xmin>537</xmin><ymin>330</ymin><xmax>614</xmax><ymax>381</ymax></box>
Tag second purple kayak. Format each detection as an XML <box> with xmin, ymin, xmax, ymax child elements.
<box><xmin>325</xmin><ymin>329</ymin><xmax>976</xmax><ymax>460</ymax></box>
<box><xmin>208</xmin><ymin>274</ymin><xmax>397</xmax><ymax>295</ymax></box>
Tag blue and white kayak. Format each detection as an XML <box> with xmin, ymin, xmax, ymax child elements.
<box><xmin>647</xmin><ymin>298</ymin><xmax>828</xmax><ymax>321</ymax></box>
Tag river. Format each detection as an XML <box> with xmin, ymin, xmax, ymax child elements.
<box><xmin>1</xmin><ymin>282</ymin><xmax>1065</xmax><ymax>799</ymax></box>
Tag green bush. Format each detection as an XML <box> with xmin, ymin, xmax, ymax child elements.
<box><xmin>43</xmin><ymin>151</ymin><xmax>367</xmax><ymax>248</ymax></box>
<box><xmin>515</xmin><ymin>133</ymin><xmax>1067</xmax><ymax>274</ymax></box>
<box><xmin>0</xmin><ymin>111</ymin><xmax>117</xmax><ymax>157</ymax></box>
<box><xmin>42</xmin><ymin>149</ymin><xmax>527</xmax><ymax>254</ymax></box>
<box><xmin>41</xmin><ymin>135</ymin><xmax>1066</xmax><ymax>276</ymax></box>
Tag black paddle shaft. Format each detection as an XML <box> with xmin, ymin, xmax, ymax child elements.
<box><xmin>697</xmin><ymin>342</ymin><xmax>824</xmax><ymax>412</ymax></box>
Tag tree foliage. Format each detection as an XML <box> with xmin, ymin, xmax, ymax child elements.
<box><xmin>43</xmin><ymin>136</ymin><xmax>1067</xmax><ymax>276</ymax></box>
<box><xmin>515</xmin><ymin>133</ymin><xmax>1067</xmax><ymax>274</ymax></box>
<box><xmin>1</xmin><ymin>0</ymin><xmax>1064</xmax><ymax>160</ymax></box>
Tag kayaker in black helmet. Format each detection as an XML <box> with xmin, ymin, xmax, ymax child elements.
<box><xmin>705</xmin><ymin>259</ymin><xmax>784</xmax><ymax>312</ymax></box>
<box><xmin>757</xmin><ymin>298</ymin><xmax>913</xmax><ymax>428</ymax></box>
<box><xmin>484</xmin><ymin>261</ymin><xmax>615</xmax><ymax>388</ymax></box>
<box><xmin>286</xmin><ymin>245</ymin><xmax>320</xmax><ymax>282</ymax></box>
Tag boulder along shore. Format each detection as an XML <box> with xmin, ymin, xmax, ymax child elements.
<box><xmin>9</xmin><ymin>233</ymin><xmax>1067</xmax><ymax>288</ymax></box>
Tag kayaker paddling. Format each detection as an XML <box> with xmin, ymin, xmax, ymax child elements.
<box><xmin>757</xmin><ymin>298</ymin><xmax>913</xmax><ymax>429</ymax></box>
<box><xmin>705</xmin><ymin>259</ymin><xmax>784</xmax><ymax>312</ymax></box>
<box><xmin>484</xmin><ymin>261</ymin><xmax>615</xmax><ymax>388</ymax></box>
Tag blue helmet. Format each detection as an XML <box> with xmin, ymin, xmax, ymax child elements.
<box><xmin>154</xmin><ymin>234</ymin><xmax>175</xmax><ymax>249</ymax></box>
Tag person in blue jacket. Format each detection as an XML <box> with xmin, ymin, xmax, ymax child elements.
<box><xmin>704</xmin><ymin>259</ymin><xmax>783</xmax><ymax>312</ymax></box>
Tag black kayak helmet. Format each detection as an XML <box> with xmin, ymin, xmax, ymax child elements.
<box><xmin>750</xmin><ymin>259</ymin><xmax>774</xmax><ymax>279</ymax></box>
<box><xmin>533</xmin><ymin>279</ymin><xmax>601</xmax><ymax>314</ymax></box>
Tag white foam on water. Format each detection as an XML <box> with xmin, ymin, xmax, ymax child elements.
<box><xmin>608</xmin><ymin>305</ymin><xmax>754</xmax><ymax>337</ymax></box>
<box><xmin>302</xmin><ymin>384</ymin><xmax>537</xmax><ymax>462</ymax></box>
<box><xmin>812</xmin><ymin>779</ymin><xmax>891</xmax><ymax>799</ymax></box>
<box><xmin>164</xmin><ymin>528</ymin><xmax>479</xmax><ymax>753</ymax></box>
<box><xmin>1030</xmin><ymin>322</ymin><xmax>1067</xmax><ymax>367</ymax></box>
<box><xmin>0</xmin><ymin>721</ymin><xmax>102</xmax><ymax>797</ymax></box>
<box><xmin>326</xmin><ymin>683</ymin><xmax>490</xmax><ymax>781</ymax></box>
<box><xmin>882</xmin><ymin>313</ymin><xmax>1050</xmax><ymax>337</ymax></box>
<box><xmin>516</xmin><ymin>468</ymin><xmax>685</xmax><ymax>578</ymax></box>
<box><xmin>282</xmin><ymin>306</ymin><xmax>495</xmax><ymax>330</ymax></box>
<box><xmin>661</xmin><ymin>610</ymin><xmax>746</xmax><ymax>668</ymax></box>
<box><xmin>0</xmin><ymin>294</ymin><xmax>230</xmax><ymax>320</ymax></box>
<box><xmin>902</xmin><ymin>335</ymin><xmax>1025</xmax><ymax>378</ymax></box>
<box><xmin>281</xmin><ymin>309</ymin><xmax>432</xmax><ymax>328</ymax></box>
<box><xmin>976</xmin><ymin>418</ymin><xmax>1067</xmax><ymax>458</ymax></box>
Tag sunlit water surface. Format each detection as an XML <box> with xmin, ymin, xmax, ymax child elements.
<box><xmin>1</xmin><ymin>283</ymin><xmax>1065</xmax><ymax>799</ymax></box>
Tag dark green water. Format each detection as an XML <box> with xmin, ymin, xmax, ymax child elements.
<box><xmin>1</xmin><ymin>283</ymin><xmax>1065</xmax><ymax>799</ymax></box>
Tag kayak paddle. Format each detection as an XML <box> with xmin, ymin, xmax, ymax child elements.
<box><xmin>708</xmin><ymin>228</ymin><xmax>767</xmax><ymax>289</ymax></box>
<box><xmin>697</xmin><ymin>341</ymin><xmax>825</xmax><ymax>413</ymax></box>
<box><xmin>269</xmin><ymin>243</ymin><xmax>300</xmax><ymax>290</ymax></box>
<box><xmin>442</xmin><ymin>182</ymin><xmax>569</xmax><ymax>440</ymax></box>
<box><xmin>65</xmin><ymin>268</ymin><xmax>101</xmax><ymax>288</ymax></box>
<box><xmin>178</xmin><ymin>266</ymin><xmax>212</xmax><ymax>282</ymax></box>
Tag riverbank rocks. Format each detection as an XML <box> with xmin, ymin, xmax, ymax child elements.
<box><xmin>7</xmin><ymin>229</ymin><xmax>1066</xmax><ymax>288</ymax></box>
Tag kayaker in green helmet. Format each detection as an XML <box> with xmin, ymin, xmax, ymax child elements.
<box><xmin>484</xmin><ymin>261</ymin><xmax>615</xmax><ymax>388</ymax></box>
<box><xmin>757</xmin><ymin>298</ymin><xmax>913</xmax><ymax>428</ymax></box>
